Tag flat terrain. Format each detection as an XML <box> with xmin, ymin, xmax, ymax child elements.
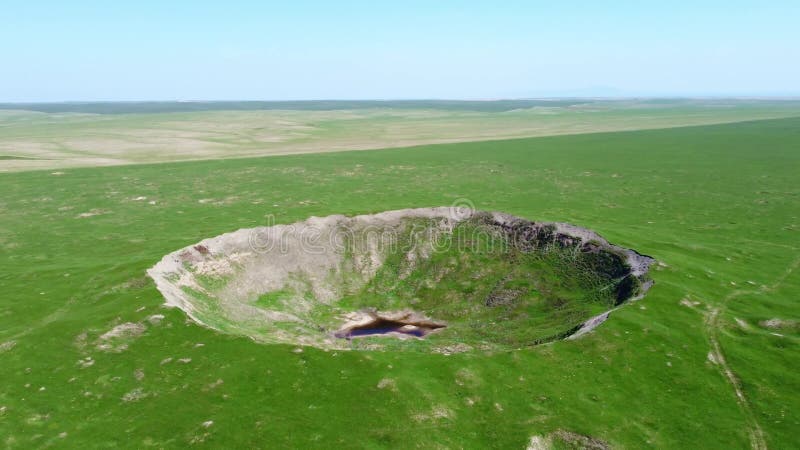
<box><xmin>0</xmin><ymin>109</ymin><xmax>799</xmax><ymax>448</ymax></box>
<box><xmin>2</xmin><ymin>99</ymin><xmax>800</xmax><ymax>172</ymax></box>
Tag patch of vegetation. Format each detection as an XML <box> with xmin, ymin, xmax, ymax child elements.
<box><xmin>253</xmin><ymin>289</ymin><xmax>295</xmax><ymax>309</ymax></box>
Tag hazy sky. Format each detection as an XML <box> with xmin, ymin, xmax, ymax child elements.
<box><xmin>2</xmin><ymin>1</ymin><xmax>799</xmax><ymax>101</ymax></box>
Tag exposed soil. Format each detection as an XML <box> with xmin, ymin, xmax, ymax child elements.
<box><xmin>334</xmin><ymin>310</ymin><xmax>446</xmax><ymax>339</ymax></box>
<box><xmin>527</xmin><ymin>430</ymin><xmax>610</xmax><ymax>450</ymax></box>
<box><xmin>759</xmin><ymin>318</ymin><xmax>798</xmax><ymax>330</ymax></box>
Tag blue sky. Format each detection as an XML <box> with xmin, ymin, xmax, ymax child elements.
<box><xmin>2</xmin><ymin>1</ymin><xmax>798</xmax><ymax>101</ymax></box>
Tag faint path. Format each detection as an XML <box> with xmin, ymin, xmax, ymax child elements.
<box><xmin>2</xmin><ymin>264</ymin><xmax>124</xmax><ymax>342</ymax></box>
<box><xmin>705</xmin><ymin>304</ymin><xmax>766</xmax><ymax>450</ymax></box>
<box><xmin>704</xmin><ymin>256</ymin><xmax>800</xmax><ymax>450</ymax></box>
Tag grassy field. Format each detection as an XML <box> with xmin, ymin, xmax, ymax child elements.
<box><xmin>0</xmin><ymin>114</ymin><xmax>799</xmax><ymax>448</ymax></box>
<box><xmin>2</xmin><ymin>99</ymin><xmax>800</xmax><ymax>172</ymax></box>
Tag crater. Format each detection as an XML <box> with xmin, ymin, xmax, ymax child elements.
<box><xmin>147</xmin><ymin>207</ymin><xmax>654</xmax><ymax>351</ymax></box>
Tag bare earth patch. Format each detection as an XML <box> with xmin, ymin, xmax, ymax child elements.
<box><xmin>759</xmin><ymin>318</ymin><xmax>798</xmax><ymax>329</ymax></box>
<box><xmin>75</xmin><ymin>209</ymin><xmax>109</xmax><ymax>219</ymax></box>
<box><xmin>0</xmin><ymin>341</ymin><xmax>16</xmax><ymax>353</ymax></box>
<box><xmin>527</xmin><ymin>430</ymin><xmax>610</xmax><ymax>450</ymax></box>
<box><xmin>96</xmin><ymin>322</ymin><xmax>146</xmax><ymax>352</ymax></box>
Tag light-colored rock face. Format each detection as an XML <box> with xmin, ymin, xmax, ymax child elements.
<box><xmin>147</xmin><ymin>207</ymin><xmax>654</xmax><ymax>350</ymax></box>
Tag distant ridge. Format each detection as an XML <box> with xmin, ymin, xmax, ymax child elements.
<box><xmin>0</xmin><ymin>99</ymin><xmax>586</xmax><ymax>114</ymax></box>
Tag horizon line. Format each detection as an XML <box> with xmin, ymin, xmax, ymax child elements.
<box><xmin>3</xmin><ymin>95</ymin><xmax>800</xmax><ymax>104</ymax></box>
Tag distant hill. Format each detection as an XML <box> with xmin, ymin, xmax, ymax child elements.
<box><xmin>0</xmin><ymin>99</ymin><xmax>588</xmax><ymax>114</ymax></box>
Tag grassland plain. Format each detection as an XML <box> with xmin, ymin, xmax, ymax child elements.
<box><xmin>0</xmin><ymin>117</ymin><xmax>798</xmax><ymax>448</ymax></box>
<box><xmin>2</xmin><ymin>99</ymin><xmax>800</xmax><ymax>172</ymax></box>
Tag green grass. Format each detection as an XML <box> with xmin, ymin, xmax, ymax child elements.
<box><xmin>0</xmin><ymin>117</ymin><xmax>798</xmax><ymax>448</ymax></box>
<box><xmin>254</xmin><ymin>290</ymin><xmax>295</xmax><ymax>309</ymax></box>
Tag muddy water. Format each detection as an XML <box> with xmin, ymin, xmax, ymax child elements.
<box><xmin>336</xmin><ymin>318</ymin><xmax>445</xmax><ymax>339</ymax></box>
